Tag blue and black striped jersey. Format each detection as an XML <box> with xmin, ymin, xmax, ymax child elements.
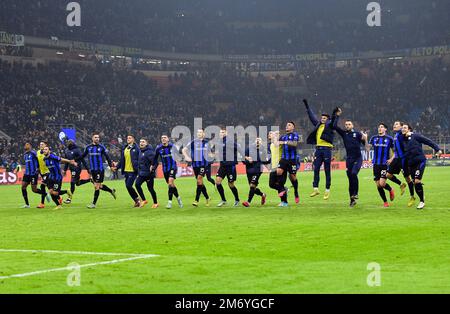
<box><xmin>280</xmin><ymin>132</ymin><xmax>299</xmax><ymax>161</ymax></box>
<box><xmin>218</xmin><ymin>136</ymin><xmax>244</xmax><ymax>166</ymax></box>
<box><xmin>79</xmin><ymin>144</ymin><xmax>111</xmax><ymax>171</ymax></box>
<box><xmin>44</xmin><ymin>153</ymin><xmax>63</xmax><ymax>181</ymax></box>
<box><xmin>24</xmin><ymin>150</ymin><xmax>39</xmax><ymax>176</ymax></box>
<box><xmin>393</xmin><ymin>130</ymin><xmax>406</xmax><ymax>159</ymax></box>
<box><xmin>154</xmin><ymin>143</ymin><xmax>178</xmax><ymax>173</ymax></box>
<box><xmin>189</xmin><ymin>139</ymin><xmax>209</xmax><ymax>168</ymax></box>
<box><xmin>369</xmin><ymin>135</ymin><xmax>394</xmax><ymax>165</ymax></box>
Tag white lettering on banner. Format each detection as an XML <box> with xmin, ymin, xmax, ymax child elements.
<box><xmin>0</xmin><ymin>172</ymin><xmax>18</xmax><ymax>184</ymax></box>
<box><xmin>411</xmin><ymin>45</ymin><xmax>450</xmax><ymax>57</ymax></box>
<box><xmin>0</xmin><ymin>32</ymin><xmax>25</xmax><ymax>46</ymax></box>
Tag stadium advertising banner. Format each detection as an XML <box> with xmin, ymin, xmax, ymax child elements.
<box><xmin>0</xmin><ymin>170</ymin><xmax>90</xmax><ymax>186</ymax></box>
<box><xmin>0</xmin><ymin>161</ymin><xmax>377</xmax><ymax>185</ymax></box>
<box><xmin>5</xmin><ymin>159</ymin><xmax>448</xmax><ymax>185</ymax></box>
<box><xmin>60</xmin><ymin>128</ymin><xmax>76</xmax><ymax>143</ymax></box>
<box><xmin>25</xmin><ymin>34</ymin><xmax>450</xmax><ymax>63</ymax></box>
<box><xmin>157</xmin><ymin>161</ymin><xmax>375</xmax><ymax>179</ymax></box>
<box><xmin>302</xmin><ymin>161</ymin><xmax>373</xmax><ymax>172</ymax></box>
<box><xmin>223</xmin><ymin>54</ymin><xmax>293</xmax><ymax>62</ymax></box>
<box><xmin>0</xmin><ymin>170</ymin><xmax>20</xmax><ymax>185</ymax></box>
<box><xmin>295</xmin><ymin>52</ymin><xmax>334</xmax><ymax>62</ymax></box>
<box><xmin>0</xmin><ymin>31</ymin><xmax>25</xmax><ymax>46</ymax></box>
<box><xmin>70</xmin><ymin>40</ymin><xmax>143</xmax><ymax>57</ymax></box>
<box><xmin>410</xmin><ymin>44</ymin><xmax>450</xmax><ymax>57</ymax></box>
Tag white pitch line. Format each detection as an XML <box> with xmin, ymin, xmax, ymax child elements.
<box><xmin>0</xmin><ymin>255</ymin><xmax>157</xmax><ymax>280</ymax></box>
<box><xmin>0</xmin><ymin>248</ymin><xmax>155</xmax><ymax>257</ymax></box>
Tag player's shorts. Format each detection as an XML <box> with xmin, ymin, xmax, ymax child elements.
<box><xmin>23</xmin><ymin>174</ymin><xmax>38</xmax><ymax>185</ymax></box>
<box><xmin>278</xmin><ymin>158</ymin><xmax>298</xmax><ymax>175</ymax></box>
<box><xmin>47</xmin><ymin>178</ymin><xmax>62</xmax><ymax>192</ymax></box>
<box><xmin>70</xmin><ymin>169</ymin><xmax>81</xmax><ymax>183</ymax></box>
<box><xmin>217</xmin><ymin>164</ymin><xmax>237</xmax><ymax>182</ymax></box>
<box><xmin>193</xmin><ymin>166</ymin><xmax>206</xmax><ymax>178</ymax></box>
<box><xmin>40</xmin><ymin>173</ymin><xmax>49</xmax><ymax>185</ymax></box>
<box><xmin>247</xmin><ymin>172</ymin><xmax>262</xmax><ymax>186</ymax></box>
<box><xmin>388</xmin><ymin>158</ymin><xmax>411</xmax><ymax>177</ymax></box>
<box><xmin>269</xmin><ymin>171</ymin><xmax>278</xmax><ymax>188</ymax></box>
<box><xmin>163</xmin><ymin>168</ymin><xmax>177</xmax><ymax>183</ymax></box>
<box><xmin>206</xmin><ymin>164</ymin><xmax>212</xmax><ymax>176</ymax></box>
<box><xmin>137</xmin><ymin>174</ymin><xmax>155</xmax><ymax>183</ymax></box>
<box><xmin>409</xmin><ymin>161</ymin><xmax>426</xmax><ymax>181</ymax></box>
<box><xmin>91</xmin><ymin>170</ymin><xmax>105</xmax><ymax>183</ymax></box>
<box><xmin>373</xmin><ymin>165</ymin><xmax>388</xmax><ymax>181</ymax></box>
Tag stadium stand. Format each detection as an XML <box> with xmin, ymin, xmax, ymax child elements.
<box><xmin>0</xmin><ymin>0</ymin><xmax>449</xmax><ymax>54</ymax></box>
<box><xmin>0</xmin><ymin>56</ymin><xmax>448</xmax><ymax>168</ymax></box>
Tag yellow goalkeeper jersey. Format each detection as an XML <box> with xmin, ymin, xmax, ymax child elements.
<box><xmin>37</xmin><ymin>150</ymin><xmax>50</xmax><ymax>174</ymax></box>
<box><xmin>270</xmin><ymin>143</ymin><xmax>282</xmax><ymax>170</ymax></box>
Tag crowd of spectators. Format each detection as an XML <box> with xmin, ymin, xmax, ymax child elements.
<box><xmin>301</xmin><ymin>58</ymin><xmax>450</xmax><ymax>133</ymax></box>
<box><xmin>1</xmin><ymin>0</ymin><xmax>449</xmax><ymax>55</ymax></box>
<box><xmin>0</xmin><ymin>55</ymin><xmax>449</xmax><ymax>168</ymax></box>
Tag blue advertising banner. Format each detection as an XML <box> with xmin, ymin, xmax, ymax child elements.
<box><xmin>59</xmin><ymin>128</ymin><xmax>76</xmax><ymax>143</ymax></box>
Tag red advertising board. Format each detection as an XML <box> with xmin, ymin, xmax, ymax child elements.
<box><xmin>156</xmin><ymin>161</ymin><xmax>374</xmax><ymax>178</ymax></box>
<box><xmin>0</xmin><ymin>170</ymin><xmax>90</xmax><ymax>186</ymax></box>
<box><xmin>0</xmin><ymin>161</ymin><xmax>374</xmax><ymax>185</ymax></box>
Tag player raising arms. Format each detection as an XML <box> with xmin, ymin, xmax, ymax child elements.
<box><xmin>276</xmin><ymin>122</ymin><xmax>300</xmax><ymax>206</ymax></box>
<box><xmin>402</xmin><ymin>123</ymin><xmax>442</xmax><ymax>210</ymax></box>
<box><xmin>36</xmin><ymin>141</ymin><xmax>52</xmax><ymax>208</ymax></box>
<box><xmin>182</xmin><ymin>128</ymin><xmax>211</xmax><ymax>207</ymax></box>
<box><xmin>117</xmin><ymin>135</ymin><xmax>141</xmax><ymax>207</ymax></box>
<box><xmin>20</xmin><ymin>143</ymin><xmax>47</xmax><ymax>208</ymax></box>
<box><xmin>242</xmin><ymin>137</ymin><xmax>267</xmax><ymax>207</ymax></box>
<box><xmin>303</xmin><ymin>99</ymin><xmax>337</xmax><ymax>200</ymax></box>
<box><xmin>152</xmin><ymin>135</ymin><xmax>183</xmax><ymax>209</ymax></box>
<box><xmin>63</xmin><ymin>140</ymin><xmax>90</xmax><ymax>204</ymax></box>
<box><xmin>76</xmin><ymin>133</ymin><xmax>117</xmax><ymax>209</ymax></box>
<box><xmin>42</xmin><ymin>145</ymin><xmax>75</xmax><ymax>210</ymax></box>
<box><xmin>366</xmin><ymin>123</ymin><xmax>396</xmax><ymax>207</ymax></box>
<box><xmin>135</xmin><ymin>138</ymin><xmax>158</xmax><ymax>208</ymax></box>
<box><xmin>387</xmin><ymin>121</ymin><xmax>415</xmax><ymax>206</ymax></box>
<box><xmin>332</xmin><ymin>110</ymin><xmax>368</xmax><ymax>207</ymax></box>
<box><xmin>214</xmin><ymin>128</ymin><xmax>245</xmax><ymax>207</ymax></box>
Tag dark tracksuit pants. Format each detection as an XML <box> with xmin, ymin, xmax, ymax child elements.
<box><xmin>313</xmin><ymin>146</ymin><xmax>332</xmax><ymax>189</ymax></box>
<box><xmin>124</xmin><ymin>172</ymin><xmax>139</xmax><ymax>200</ymax></box>
<box><xmin>346</xmin><ymin>157</ymin><xmax>363</xmax><ymax>198</ymax></box>
<box><xmin>135</xmin><ymin>174</ymin><xmax>158</xmax><ymax>203</ymax></box>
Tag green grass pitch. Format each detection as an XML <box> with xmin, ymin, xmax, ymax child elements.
<box><xmin>0</xmin><ymin>167</ymin><xmax>449</xmax><ymax>293</ymax></box>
